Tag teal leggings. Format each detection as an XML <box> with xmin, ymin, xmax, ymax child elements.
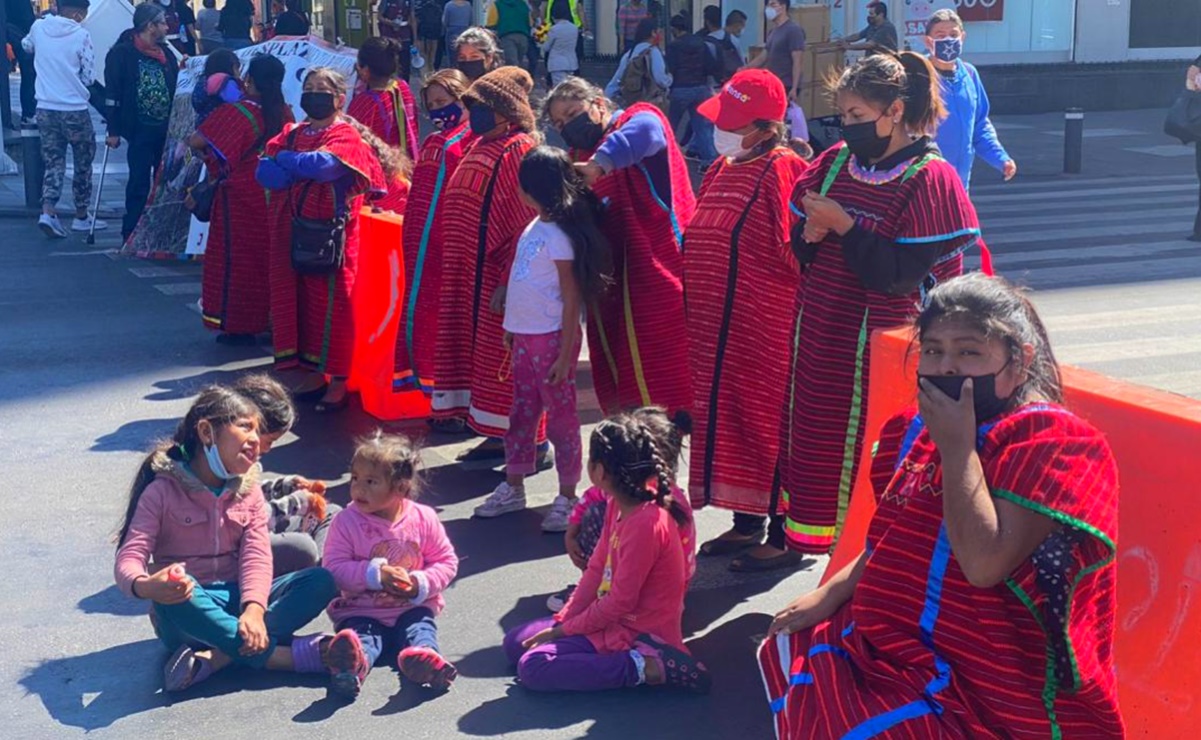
<box><xmin>153</xmin><ymin>567</ymin><xmax>336</xmax><ymax>669</ymax></box>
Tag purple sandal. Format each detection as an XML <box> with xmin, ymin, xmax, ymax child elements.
<box><xmin>163</xmin><ymin>645</ymin><xmax>215</xmax><ymax>692</ymax></box>
<box><xmin>326</xmin><ymin>629</ymin><xmax>370</xmax><ymax>700</ymax></box>
<box><xmin>634</xmin><ymin>634</ymin><xmax>712</xmax><ymax>695</ymax></box>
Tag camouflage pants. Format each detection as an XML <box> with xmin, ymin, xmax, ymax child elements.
<box><xmin>37</xmin><ymin>109</ymin><xmax>96</xmax><ymax>211</ymax></box>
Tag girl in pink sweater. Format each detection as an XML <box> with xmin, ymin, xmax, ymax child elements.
<box><xmin>503</xmin><ymin>411</ymin><xmax>711</xmax><ymax>694</ymax></box>
<box><xmin>322</xmin><ymin>432</ymin><xmax>460</xmax><ymax>700</ymax></box>
<box><xmin>114</xmin><ymin>386</ymin><xmax>338</xmax><ymax>693</ymax></box>
<box><xmin>547</xmin><ymin>406</ymin><xmax>697</xmax><ymax>612</ymax></box>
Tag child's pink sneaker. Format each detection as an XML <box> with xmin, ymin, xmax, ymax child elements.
<box><xmin>398</xmin><ymin>646</ymin><xmax>457</xmax><ymax>692</ymax></box>
<box><xmin>326</xmin><ymin>629</ymin><xmax>369</xmax><ymax>699</ymax></box>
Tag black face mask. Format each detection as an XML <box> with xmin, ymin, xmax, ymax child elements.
<box><xmin>841</xmin><ymin>117</ymin><xmax>892</xmax><ymax>162</ymax></box>
<box><xmin>300</xmin><ymin>91</ymin><xmax>337</xmax><ymax>120</ymax></box>
<box><xmin>457</xmin><ymin>59</ymin><xmax>487</xmax><ymax>81</ymax></box>
<box><xmin>469</xmin><ymin>104</ymin><xmax>498</xmax><ymax>136</ymax></box>
<box><xmin>919</xmin><ymin>373</ymin><xmax>1012</xmax><ymax>422</ymax></box>
<box><xmin>560</xmin><ymin>110</ymin><xmax>604</xmax><ymax>152</ymax></box>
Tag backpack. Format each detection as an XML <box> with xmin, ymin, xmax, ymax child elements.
<box><xmin>619</xmin><ymin>47</ymin><xmax>667</xmax><ymax>111</ymax></box>
<box><xmin>713</xmin><ymin>34</ymin><xmax>742</xmax><ymax>83</ymax></box>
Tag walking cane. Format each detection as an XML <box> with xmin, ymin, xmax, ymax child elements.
<box><xmin>86</xmin><ymin>144</ymin><xmax>110</xmax><ymax>246</ymax></box>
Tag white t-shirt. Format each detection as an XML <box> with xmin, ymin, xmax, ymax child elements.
<box><xmin>504</xmin><ymin>217</ymin><xmax>576</xmax><ymax>335</ymax></box>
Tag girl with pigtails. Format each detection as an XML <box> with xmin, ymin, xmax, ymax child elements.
<box><xmin>502</xmin><ymin>411</ymin><xmax>709</xmax><ymax>695</ymax></box>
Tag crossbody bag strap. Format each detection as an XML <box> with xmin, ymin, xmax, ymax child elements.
<box><xmin>819</xmin><ymin>144</ymin><xmax>850</xmax><ymax>196</ymax></box>
<box><xmin>470</xmin><ymin>138</ymin><xmax>530</xmax><ymax>337</ymax></box>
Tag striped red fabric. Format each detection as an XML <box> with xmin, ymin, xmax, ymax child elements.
<box><xmin>432</xmin><ymin>130</ymin><xmax>538</xmax><ymax>437</ymax></box>
<box><xmin>684</xmin><ymin>148</ymin><xmax>809</xmax><ymax>515</ymax></box>
<box><xmin>346</xmin><ymin>80</ymin><xmax>419</xmax><ymax>162</ymax></box>
<box><xmin>264</xmin><ymin>121</ymin><xmax>385</xmax><ymax>375</ymax></box>
<box><xmin>780</xmin><ymin>144</ymin><xmax>976</xmax><ymax>553</ymax></box>
<box><xmin>373</xmin><ymin>174</ymin><xmax>410</xmax><ymax>214</ymax></box>
<box><xmin>394</xmin><ymin>123</ymin><xmax>477</xmax><ymax>394</ymax></box>
<box><xmin>761</xmin><ymin>405</ymin><xmax>1122</xmax><ymax>738</ymax></box>
<box><xmin>582</xmin><ymin>104</ymin><xmax>694</xmax><ymax>416</ymax></box>
<box><xmin>198</xmin><ymin>101</ymin><xmax>275</xmax><ymax>335</ymax></box>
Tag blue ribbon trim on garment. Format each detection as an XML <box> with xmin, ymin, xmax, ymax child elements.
<box><xmin>842</xmin><ymin>700</ymin><xmax>935</xmax><ymax>740</ymax></box>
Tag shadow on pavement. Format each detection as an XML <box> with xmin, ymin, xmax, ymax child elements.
<box><xmin>683</xmin><ymin>555</ymin><xmax>816</xmax><ymax>636</ymax></box>
<box><xmin>455</xmin><ymin>594</ymin><xmax>552</xmax><ymax>680</ymax></box>
<box><xmin>442</xmin><ymin>513</ymin><xmax>565</xmax><ymax>582</ymax></box>
<box><xmin>144</xmin><ymin>364</ymin><xmax>265</xmax><ymax>402</ymax></box>
<box><xmin>19</xmin><ymin>639</ymin><xmax>167</xmax><ymax>731</ymax></box>
<box><xmin>77</xmin><ymin>584</ymin><xmax>152</xmax><ymax>617</ymax></box>
<box><xmin>90</xmin><ymin>417</ymin><xmax>178</xmax><ymax>453</ymax></box>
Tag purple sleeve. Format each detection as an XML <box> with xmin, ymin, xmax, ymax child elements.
<box><xmin>275</xmin><ymin>150</ymin><xmax>350</xmax><ymax>183</ymax></box>
<box><xmin>592</xmin><ymin>112</ymin><xmax>668</xmax><ymax>173</ymax></box>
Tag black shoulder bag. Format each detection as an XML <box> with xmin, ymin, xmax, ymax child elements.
<box><xmin>286</xmin><ymin>127</ymin><xmax>349</xmax><ymax>275</ymax></box>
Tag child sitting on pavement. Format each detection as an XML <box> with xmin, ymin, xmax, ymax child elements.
<box><xmin>504</xmin><ymin>410</ymin><xmax>709</xmax><ymax>694</ymax></box>
<box><xmin>547</xmin><ymin>406</ymin><xmax>696</xmax><ymax>612</ymax></box>
<box><xmin>321</xmin><ymin>431</ymin><xmax>460</xmax><ymax>700</ymax></box>
<box><xmin>230</xmin><ymin>374</ymin><xmax>339</xmax><ymax>577</ymax></box>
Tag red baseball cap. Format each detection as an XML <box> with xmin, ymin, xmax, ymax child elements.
<box><xmin>697</xmin><ymin>69</ymin><xmax>789</xmax><ymax>131</ymax></box>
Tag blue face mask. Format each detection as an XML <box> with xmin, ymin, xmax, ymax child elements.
<box><xmin>469</xmin><ymin>104</ymin><xmax>498</xmax><ymax>136</ymax></box>
<box><xmin>428</xmin><ymin>102</ymin><xmax>463</xmax><ymax>131</ymax></box>
<box><xmin>934</xmin><ymin>37</ymin><xmax>963</xmax><ymax>63</ymax></box>
<box><xmin>203</xmin><ymin>439</ymin><xmax>236</xmax><ymax>481</ymax></box>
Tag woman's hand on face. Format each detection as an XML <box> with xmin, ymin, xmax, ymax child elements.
<box><xmin>766</xmin><ymin>588</ymin><xmax>840</xmax><ymax>638</ymax></box>
<box><xmin>801</xmin><ymin>191</ymin><xmax>854</xmax><ymax>235</ymax></box>
<box><xmin>574</xmin><ymin>161</ymin><xmax>604</xmax><ymax>188</ymax></box>
<box><xmin>137</xmin><ymin>567</ymin><xmax>194</xmax><ymax>605</ymax></box>
<box><xmin>237</xmin><ymin>603</ymin><xmax>270</xmax><ymax>655</ymax></box>
<box><xmin>521</xmin><ymin>624</ymin><xmax>564</xmax><ymax>649</ymax></box>
<box><xmin>918</xmin><ymin>377</ymin><xmax>977</xmax><ymax>459</ymax></box>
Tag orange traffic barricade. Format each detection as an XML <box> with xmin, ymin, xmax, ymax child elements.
<box><xmin>823</xmin><ymin>327</ymin><xmax>1201</xmax><ymax>737</ymax></box>
<box><xmin>348</xmin><ymin>208</ymin><xmax>431</xmax><ymax>422</ymax></box>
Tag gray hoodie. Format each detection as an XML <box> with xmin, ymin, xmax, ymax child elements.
<box><xmin>23</xmin><ymin>14</ymin><xmax>95</xmax><ymax>111</ymax></box>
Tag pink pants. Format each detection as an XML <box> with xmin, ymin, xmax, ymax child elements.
<box><xmin>505</xmin><ymin>331</ymin><xmax>582</xmax><ymax>486</ymax></box>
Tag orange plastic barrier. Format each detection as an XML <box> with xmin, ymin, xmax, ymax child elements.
<box><xmin>348</xmin><ymin>208</ymin><xmax>431</xmax><ymax>421</ymax></box>
<box><xmin>822</xmin><ymin>327</ymin><xmax>1201</xmax><ymax>737</ymax></box>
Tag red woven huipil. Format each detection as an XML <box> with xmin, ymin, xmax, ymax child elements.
<box><xmin>265</xmin><ymin>120</ymin><xmax>385</xmax><ymax>375</ymax></box>
<box><xmin>684</xmin><ymin>148</ymin><xmax>809</xmax><ymax>515</ymax></box>
<box><xmin>432</xmin><ymin>129</ymin><xmax>538</xmax><ymax>437</ymax></box>
<box><xmin>761</xmin><ymin>404</ymin><xmax>1123</xmax><ymax>739</ymax></box>
<box><xmin>577</xmin><ymin>104</ymin><xmax>694</xmax><ymax>416</ymax></box>
<box><xmin>198</xmin><ymin>100</ymin><xmax>283</xmax><ymax>335</ymax></box>
<box><xmin>346</xmin><ymin>80</ymin><xmax>419</xmax><ymax>163</ymax></box>
<box><xmin>781</xmin><ymin>142</ymin><xmax>978</xmax><ymax>553</ymax></box>
<box><xmin>394</xmin><ymin>122</ymin><xmax>477</xmax><ymax>394</ymax></box>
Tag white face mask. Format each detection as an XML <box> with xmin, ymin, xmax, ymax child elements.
<box><xmin>765</xmin><ymin>6</ymin><xmax>779</xmax><ymax>21</ymax></box>
<box><xmin>714</xmin><ymin>129</ymin><xmax>749</xmax><ymax>160</ymax></box>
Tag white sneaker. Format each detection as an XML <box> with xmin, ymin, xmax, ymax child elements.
<box><xmin>541</xmin><ymin>495</ymin><xmax>575</xmax><ymax>533</ymax></box>
<box><xmin>546</xmin><ymin>583</ymin><xmax>576</xmax><ymax>613</ymax></box>
<box><xmin>72</xmin><ymin>215</ymin><xmax>108</xmax><ymax>232</ymax></box>
<box><xmin>474</xmin><ymin>482</ymin><xmax>527</xmax><ymax>518</ymax></box>
<box><xmin>37</xmin><ymin>213</ymin><xmax>68</xmax><ymax>238</ymax></box>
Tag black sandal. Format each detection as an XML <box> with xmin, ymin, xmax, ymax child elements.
<box><xmin>314</xmin><ymin>392</ymin><xmax>350</xmax><ymax>414</ymax></box>
<box><xmin>728</xmin><ymin>550</ymin><xmax>809</xmax><ymax>573</ymax></box>
<box><xmin>293</xmin><ymin>383</ymin><xmax>329</xmax><ymax>402</ymax></box>
<box><xmin>698</xmin><ymin>534</ymin><xmax>763</xmax><ymax>557</ymax></box>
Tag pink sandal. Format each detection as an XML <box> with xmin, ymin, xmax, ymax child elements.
<box><xmin>398</xmin><ymin>646</ymin><xmax>457</xmax><ymax>691</ymax></box>
<box><xmin>163</xmin><ymin>645</ymin><xmax>215</xmax><ymax>692</ymax></box>
<box><xmin>326</xmin><ymin>629</ymin><xmax>370</xmax><ymax>699</ymax></box>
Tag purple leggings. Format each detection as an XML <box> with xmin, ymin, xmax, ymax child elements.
<box><xmin>503</xmin><ymin>617</ymin><xmax>640</xmax><ymax>692</ymax></box>
<box><xmin>505</xmin><ymin>332</ymin><xmax>582</xmax><ymax>486</ymax></box>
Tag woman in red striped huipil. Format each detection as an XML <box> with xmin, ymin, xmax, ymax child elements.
<box><xmin>761</xmin><ymin>274</ymin><xmax>1123</xmax><ymax>739</ymax></box>
<box><xmin>394</xmin><ymin>69</ymin><xmax>476</xmax><ymax>398</ymax></box>
<box><xmin>348</xmin><ymin>37</ymin><xmax>420</xmax><ymax>163</ymax></box>
<box><xmin>191</xmin><ymin>55</ymin><xmax>290</xmax><ymax>342</ymax></box>
<box><xmin>545</xmin><ymin>77</ymin><xmax>694</xmax><ymax>417</ymax></box>
<box><xmin>433</xmin><ymin>67</ymin><xmax>541</xmax><ymax>455</ymax></box>
<box><xmin>781</xmin><ymin>53</ymin><xmax>987</xmax><ymax>555</ymax></box>
<box><xmin>256</xmin><ymin>67</ymin><xmax>386</xmax><ymax>412</ymax></box>
<box><xmin>683</xmin><ymin>70</ymin><xmax>811</xmax><ymax>572</ymax></box>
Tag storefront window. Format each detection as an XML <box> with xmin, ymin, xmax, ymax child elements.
<box><xmin>901</xmin><ymin>0</ymin><xmax>1073</xmax><ymax>54</ymax></box>
<box><xmin>1129</xmin><ymin>0</ymin><xmax>1201</xmax><ymax>49</ymax></box>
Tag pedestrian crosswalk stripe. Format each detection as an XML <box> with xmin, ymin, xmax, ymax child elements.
<box><xmin>971</xmin><ymin>173</ymin><xmax>1195</xmax><ymax>194</ymax></box>
<box><xmin>154</xmin><ymin>283</ymin><xmax>202</xmax><ymax>296</ymax></box>
<box><xmin>977</xmin><ymin>194</ymin><xmax>1196</xmax><ymax>216</ymax></box>
<box><xmin>984</xmin><ymin>239</ymin><xmax>1195</xmax><ymax>270</ymax></box>
<box><xmin>982</xmin><ymin>206</ymin><xmax>1197</xmax><ymax>231</ymax></box>
<box><xmin>972</xmin><ymin>183</ymin><xmax>1196</xmax><ymax>204</ymax></box>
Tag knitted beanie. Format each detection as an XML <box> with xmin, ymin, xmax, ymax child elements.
<box><xmin>462</xmin><ymin>67</ymin><xmax>536</xmax><ymax>133</ymax></box>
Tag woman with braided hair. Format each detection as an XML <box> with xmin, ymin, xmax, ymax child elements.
<box><xmin>503</xmin><ymin>411</ymin><xmax>709</xmax><ymax>694</ymax></box>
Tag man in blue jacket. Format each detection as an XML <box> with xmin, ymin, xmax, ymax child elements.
<box><xmin>924</xmin><ymin>9</ymin><xmax>1016</xmax><ymax>191</ymax></box>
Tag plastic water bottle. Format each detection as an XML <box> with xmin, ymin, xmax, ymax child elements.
<box><xmin>411</xmin><ymin>45</ymin><xmax>426</xmax><ymax>71</ymax></box>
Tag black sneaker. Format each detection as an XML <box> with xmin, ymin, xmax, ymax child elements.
<box><xmin>546</xmin><ymin>584</ymin><xmax>576</xmax><ymax>612</ymax></box>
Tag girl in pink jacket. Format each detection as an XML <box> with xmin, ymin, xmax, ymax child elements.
<box><xmin>503</xmin><ymin>411</ymin><xmax>711</xmax><ymax>694</ymax></box>
<box><xmin>114</xmin><ymin>386</ymin><xmax>338</xmax><ymax>693</ymax></box>
<box><xmin>322</xmin><ymin>431</ymin><xmax>460</xmax><ymax>700</ymax></box>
